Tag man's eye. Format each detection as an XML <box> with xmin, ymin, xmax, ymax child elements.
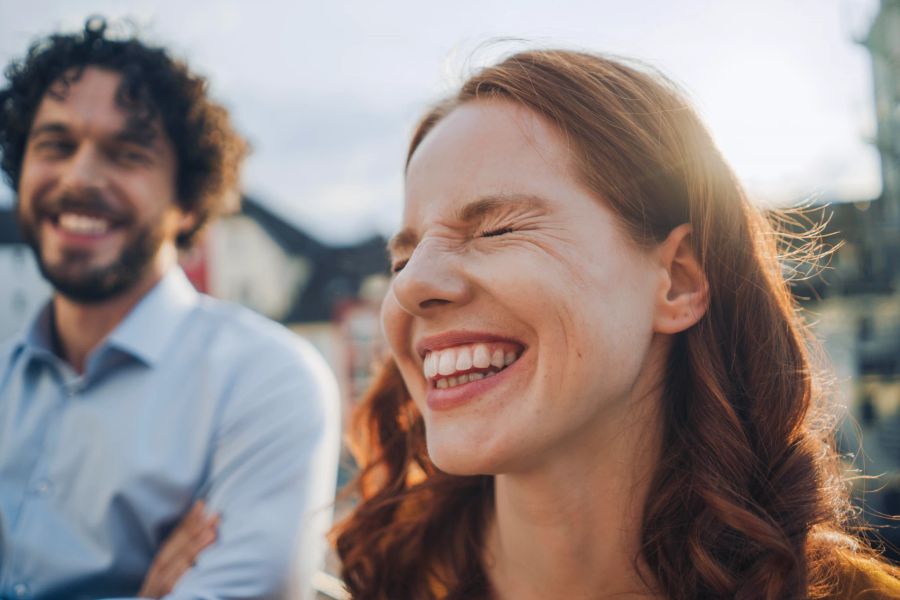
<box><xmin>391</xmin><ymin>259</ymin><xmax>409</xmax><ymax>274</ymax></box>
<box><xmin>35</xmin><ymin>140</ymin><xmax>74</xmax><ymax>156</ymax></box>
<box><xmin>480</xmin><ymin>227</ymin><xmax>514</xmax><ymax>238</ymax></box>
<box><xmin>114</xmin><ymin>149</ymin><xmax>150</xmax><ymax>165</ymax></box>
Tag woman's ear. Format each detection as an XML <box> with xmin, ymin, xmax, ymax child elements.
<box><xmin>653</xmin><ymin>223</ymin><xmax>709</xmax><ymax>334</ymax></box>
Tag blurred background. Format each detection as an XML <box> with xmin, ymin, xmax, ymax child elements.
<box><xmin>0</xmin><ymin>0</ymin><xmax>897</xmax><ymax>573</ymax></box>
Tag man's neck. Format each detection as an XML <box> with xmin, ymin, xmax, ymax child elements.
<box><xmin>52</xmin><ymin>268</ymin><xmax>169</xmax><ymax>374</ymax></box>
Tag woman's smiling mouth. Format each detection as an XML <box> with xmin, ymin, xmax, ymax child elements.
<box><xmin>416</xmin><ymin>336</ymin><xmax>526</xmax><ymax>411</ymax></box>
<box><xmin>424</xmin><ymin>342</ymin><xmax>522</xmax><ymax>389</ymax></box>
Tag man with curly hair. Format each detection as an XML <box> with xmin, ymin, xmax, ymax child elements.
<box><xmin>0</xmin><ymin>18</ymin><xmax>340</xmax><ymax>600</ymax></box>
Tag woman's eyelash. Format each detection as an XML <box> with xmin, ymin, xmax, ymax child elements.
<box><xmin>391</xmin><ymin>259</ymin><xmax>409</xmax><ymax>274</ymax></box>
<box><xmin>480</xmin><ymin>226</ymin><xmax>515</xmax><ymax>238</ymax></box>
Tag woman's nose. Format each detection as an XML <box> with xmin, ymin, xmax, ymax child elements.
<box><xmin>390</xmin><ymin>241</ymin><xmax>473</xmax><ymax>315</ymax></box>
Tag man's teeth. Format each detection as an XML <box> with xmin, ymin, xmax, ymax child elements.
<box><xmin>57</xmin><ymin>213</ymin><xmax>111</xmax><ymax>235</ymax></box>
<box><xmin>424</xmin><ymin>342</ymin><xmax>521</xmax><ymax>389</ymax></box>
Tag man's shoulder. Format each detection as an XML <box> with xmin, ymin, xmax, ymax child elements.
<box><xmin>191</xmin><ymin>295</ymin><xmax>336</xmax><ymax>393</ymax></box>
<box><xmin>190</xmin><ymin>296</ymin><xmax>340</xmax><ymax>435</ymax></box>
<box><xmin>194</xmin><ymin>295</ymin><xmax>309</xmax><ymax>353</ymax></box>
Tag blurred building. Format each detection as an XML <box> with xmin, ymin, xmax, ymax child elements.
<box><xmin>796</xmin><ymin>200</ymin><xmax>900</xmax><ymax>555</ymax></box>
<box><xmin>205</xmin><ymin>197</ymin><xmax>390</xmax><ymax>411</ymax></box>
<box><xmin>869</xmin><ymin>0</ymin><xmax>900</xmax><ymax>224</ymax></box>
<box><xmin>796</xmin><ymin>0</ymin><xmax>900</xmax><ymax>559</ymax></box>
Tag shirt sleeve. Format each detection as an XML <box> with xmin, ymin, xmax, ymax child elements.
<box><xmin>161</xmin><ymin>336</ymin><xmax>341</xmax><ymax>600</ymax></box>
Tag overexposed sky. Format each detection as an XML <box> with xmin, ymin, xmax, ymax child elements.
<box><xmin>0</xmin><ymin>0</ymin><xmax>883</xmax><ymax>243</ymax></box>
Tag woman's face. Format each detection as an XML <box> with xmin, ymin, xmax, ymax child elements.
<box><xmin>383</xmin><ymin>99</ymin><xmax>668</xmax><ymax>475</ymax></box>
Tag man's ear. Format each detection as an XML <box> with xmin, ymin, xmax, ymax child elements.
<box><xmin>653</xmin><ymin>223</ymin><xmax>709</xmax><ymax>334</ymax></box>
<box><xmin>177</xmin><ymin>210</ymin><xmax>198</xmax><ymax>238</ymax></box>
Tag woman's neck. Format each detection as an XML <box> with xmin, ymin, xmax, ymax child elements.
<box><xmin>483</xmin><ymin>383</ymin><xmax>666</xmax><ymax>599</ymax></box>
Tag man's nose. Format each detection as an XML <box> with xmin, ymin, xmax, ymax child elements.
<box><xmin>57</xmin><ymin>145</ymin><xmax>106</xmax><ymax>195</ymax></box>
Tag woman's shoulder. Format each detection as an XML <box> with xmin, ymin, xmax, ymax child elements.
<box><xmin>827</xmin><ymin>548</ymin><xmax>900</xmax><ymax>599</ymax></box>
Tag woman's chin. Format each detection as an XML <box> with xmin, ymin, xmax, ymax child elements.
<box><xmin>428</xmin><ymin>442</ymin><xmax>505</xmax><ymax>477</ymax></box>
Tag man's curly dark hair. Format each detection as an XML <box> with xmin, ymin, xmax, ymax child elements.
<box><xmin>0</xmin><ymin>16</ymin><xmax>247</xmax><ymax>248</ymax></box>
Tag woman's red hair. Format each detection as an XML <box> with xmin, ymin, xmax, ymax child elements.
<box><xmin>334</xmin><ymin>49</ymin><xmax>899</xmax><ymax>599</ymax></box>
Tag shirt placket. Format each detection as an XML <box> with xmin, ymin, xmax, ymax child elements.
<box><xmin>3</xmin><ymin>368</ymin><xmax>81</xmax><ymax>600</ymax></box>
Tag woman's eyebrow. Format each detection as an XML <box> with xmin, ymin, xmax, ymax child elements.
<box><xmin>456</xmin><ymin>193</ymin><xmax>550</xmax><ymax>223</ymax></box>
<box><xmin>387</xmin><ymin>229</ymin><xmax>418</xmax><ymax>257</ymax></box>
<box><xmin>387</xmin><ymin>193</ymin><xmax>551</xmax><ymax>256</ymax></box>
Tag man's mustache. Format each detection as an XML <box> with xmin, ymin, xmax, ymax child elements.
<box><xmin>33</xmin><ymin>192</ymin><xmax>132</xmax><ymax>225</ymax></box>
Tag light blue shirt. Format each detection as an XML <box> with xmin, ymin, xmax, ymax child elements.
<box><xmin>0</xmin><ymin>268</ymin><xmax>341</xmax><ymax>600</ymax></box>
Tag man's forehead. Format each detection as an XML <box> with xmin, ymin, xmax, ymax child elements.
<box><xmin>42</xmin><ymin>67</ymin><xmax>123</xmax><ymax>109</ymax></box>
<box><xmin>31</xmin><ymin>68</ymin><xmax>123</xmax><ymax>129</ymax></box>
<box><xmin>31</xmin><ymin>67</ymin><xmax>163</xmax><ymax>144</ymax></box>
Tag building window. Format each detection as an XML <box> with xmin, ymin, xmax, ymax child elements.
<box><xmin>859</xmin><ymin>393</ymin><xmax>877</xmax><ymax>428</ymax></box>
<box><xmin>858</xmin><ymin>316</ymin><xmax>874</xmax><ymax>342</ymax></box>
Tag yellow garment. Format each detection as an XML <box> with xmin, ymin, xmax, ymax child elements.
<box><xmin>830</xmin><ymin>553</ymin><xmax>900</xmax><ymax>599</ymax></box>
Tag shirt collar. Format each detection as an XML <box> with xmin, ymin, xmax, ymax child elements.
<box><xmin>105</xmin><ymin>267</ymin><xmax>199</xmax><ymax>367</ymax></box>
<box><xmin>14</xmin><ymin>268</ymin><xmax>199</xmax><ymax>369</ymax></box>
<box><xmin>16</xmin><ymin>301</ymin><xmax>56</xmax><ymax>358</ymax></box>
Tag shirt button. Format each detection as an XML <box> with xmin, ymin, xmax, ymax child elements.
<box><xmin>13</xmin><ymin>582</ymin><xmax>29</xmax><ymax>598</ymax></box>
<box><xmin>31</xmin><ymin>479</ymin><xmax>53</xmax><ymax>496</ymax></box>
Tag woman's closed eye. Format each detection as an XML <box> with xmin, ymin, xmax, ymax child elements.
<box><xmin>391</xmin><ymin>258</ymin><xmax>409</xmax><ymax>274</ymax></box>
<box><xmin>479</xmin><ymin>226</ymin><xmax>515</xmax><ymax>238</ymax></box>
<box><xmin>391</xmin><ymin>226</ymin><xmax>519</xmax><ymax>273</ymax></box>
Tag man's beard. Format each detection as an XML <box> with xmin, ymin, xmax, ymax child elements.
<box><xmin>18</xmin><ymin>192</ymin><xmax>166</xmax><ymax>304</ymax></box>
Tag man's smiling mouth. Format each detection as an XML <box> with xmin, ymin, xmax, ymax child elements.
<box><xmin>54</xmin><ymin>212</ymin><xmax>113</xmax><ymax>235</ymax></box>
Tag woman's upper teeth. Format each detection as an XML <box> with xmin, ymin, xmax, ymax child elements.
<box><xmin>424</xmin><ymin>342</ymin><xmax>521</xmax><ymax>380</ymax></box>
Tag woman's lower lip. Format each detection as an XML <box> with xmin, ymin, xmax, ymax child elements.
<box><xmin>425</xmin><ymin>355</ymin><xmax>522</xmax><ymax>411</ymax></box>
